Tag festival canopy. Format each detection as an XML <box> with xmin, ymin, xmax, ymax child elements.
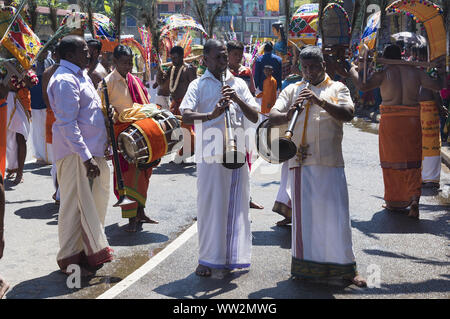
<box><xmin>386</xmin><ymin>0</ymin><xmax>446</xmax><ymax>61</ymax></box>
<box><xmin>289</xmin><ymin>3</ymin><xmax>319</xmax><ymax>46</ymax></box>
<box><xmin>160</xmin><ymin>14</ymin><xmax>208</xmax><ymax>39</ymax></box>
<box><xmin>59</xmin><ymin>12</ymin><xmax>116</xmax><ymax>41</ymax></box>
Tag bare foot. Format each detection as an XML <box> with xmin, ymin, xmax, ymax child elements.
<box><xmin>276</xmin><ymin>217</ymin><xmax>291</xmax><ymax>226</ymax></box>
<box><xmin>408</xmin><ymin>202</ymin><xmax>419</xmax><ymax>219</ymax></box>
<box><xmin>250</xmin><ymin>199</ymin><xmax>264</xmax><ymax>209</ymax></box>
<box><xmin>61</xmin><ymin>267</ymin><xmax>94</xmax><ymax>277</ymax></box>
<box><xmin>5</xmin><ymin>171</ymin><xmax>16</xmax><ymax>180</ymax></box>
<box><xmin>382</xmin><ymin>204</ymin><xmax>408</xmax><ymax>213</ymax></box>
<box><xmin>195</xmin><ymin>264</ymin><xmax>211</xmax><ymax>277</ymax></box>
<box><xmin>346</xmin><ymin>275</ymin><xmax>367</xmax><ymax>287</ymax></box>
<box><xmin>12</xmin><ymin>174</ymin><xmax>23</xmax><ymax>185</ymax></box>
<box><xmin>137</xmin><ymin>215</ymin><xmax>159</xmax><ymax>224</ymax></box>
<box><xmin>0</xmin><ymin>276</ymin><xmax>10</xmax><ymax>299</ymax></box>
<box><xmin>137</xmin><ymin>210</ymin><xmax>158</xmax><ymax>224</ymax></box>
<box><xmin>124</xmin><ymin>217</ymin><xmax>138</xmax><ymax>232</ymax></box>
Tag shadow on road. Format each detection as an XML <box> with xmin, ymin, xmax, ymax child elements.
<box><xmin>363</xmin><ymin>249</ymin><xmax>450</xmax><ymax>267</ymax></box>
<box><xmin>252</xmin><ymin>226</ymin><xmax>291</xmax><ymax>250</ymax></box>
<box><xmin>248</xmin><ymin>278</ymin><xmax>346</xmax><ymax>299</ymax></box>
<box><xmin>6</xmin><ymin>271</ymin><xmax>121</xmax><ymax>299</ymax></box>
<box><xmin>105</xmin><ymin>223</ymin><xmax>169</xmax><ymax>246</ymax></box>
<box><xmin>153</xmin><ymin>270</ymin><xmax>249</xmax><ymax>299</ymax></box>
<box><xmin>14</xmin><ymin>203</ymin><xmax>59</xmax><ymax>223</ymax></box>
<box><xmin>153</xmin><ymin>162</ymin><xmax>196</xmax><ymax>177</ymax></box>
<box><xmin>352</xmin><ymin>208</ymin><xmax>450</xmax><ymax>240</ymax></box>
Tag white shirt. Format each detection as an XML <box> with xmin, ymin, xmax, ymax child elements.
<box><xmin>273</xmin><ymin>75</ymin><xmax>354</xmax><ymax>168</ymax></box>
<box><xmin>179</xmin><ymin>69</ymin><xmax>259</xmax><ymax>162</ymax></box>
<box><xmin>47</xmin><ymin>60</ymin><xmax>108</xmax><ymax>162</ymax></box>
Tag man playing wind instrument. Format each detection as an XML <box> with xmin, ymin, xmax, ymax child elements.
<box><xmin>269</xmin><ymin>46</ymin><xmax>366</xmax><ymax>287</ymax></box>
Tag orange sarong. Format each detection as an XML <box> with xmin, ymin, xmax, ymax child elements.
<box><xmin>46</xmin><ymin>106</ymin><xmax>56</xmax><ymax>144</ymax></box>
<box><xmin>0</xmin><ymin>98</ymin><xmax>7</xmax><ymax>176</ymax></box>
<box><xmin>170</xmin><ymin>98</ymin><xmax>195</xmax><ymax>156</ymax></box>
<box><xmin>379</xmin><ymin>105</ymin><xmax>422</xmax><ymax>208</ymax></box>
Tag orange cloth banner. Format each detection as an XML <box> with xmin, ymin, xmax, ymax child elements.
<box><xmin>266</xmin><ymin>0</ymin><xmax>280</xmax><ymax>12</ymax></box>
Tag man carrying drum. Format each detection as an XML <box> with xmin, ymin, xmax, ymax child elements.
<box><xmin>99</xmin><ymin>45</ymin><xmax>158</xmax><ymax>232</ymax></box>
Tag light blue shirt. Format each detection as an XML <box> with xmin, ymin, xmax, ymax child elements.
<box><xmin>47</xmin><ymin>59</ymin><xmax>108</xmax><ymax>162</ymax></box>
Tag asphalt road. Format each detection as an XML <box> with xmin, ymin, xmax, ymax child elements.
<box><xmin>1</xmin><ymin>122</ymin><xmax>449</xmax><ymax>299</ymax></box>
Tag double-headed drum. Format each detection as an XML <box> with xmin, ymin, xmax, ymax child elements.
<box><xmin>256</xmin><ymin>119</ymin><xmax>289</xmax><ymax>164</ymax></box>
<box><xmin>117</xmin><ymin>110</ymin><xmax>183</xmax><ymax>166</ymax></box>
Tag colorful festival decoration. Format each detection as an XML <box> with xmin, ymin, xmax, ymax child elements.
<box><xmin>360</xmin><ymin>11</ymin><xmax>380</xmax><ymax>50</ymax></box>
<box><xmin>289</xmin><ymin>3</ymin><xmax>319</xmax><ymax>46</ymax></box>
<box><xmin>160</xmin><ymin>14</ymin><xmax>208</xmax><ymax>40</ymax></box>
<box><xmin>321</xmin><ymin>2</ymin><xmax>351</xmax><ymax>48</ymax></box>
<box><xmin>0</xmin><ymin>6</ymin><xmax>42</xmax><ymax>70</ymax></box>
<box><xmin>386</xmin><ymin>0</ymin><xmax>446</xmax><ymax>61</ymax></box>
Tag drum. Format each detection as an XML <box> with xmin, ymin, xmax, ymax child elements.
<box><xmin>256</xmin><ymin>119</ymin><xmax>289</xmax><ymax>164</ymax></box>
<box><xmin>117</xmin><ymin>110</ymin><xmax>183</xmax><ymax>166</ymax></box>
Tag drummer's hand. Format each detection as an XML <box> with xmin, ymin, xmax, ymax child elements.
<box><xmin>84</xmin><ymin>158</ymin><xmax>101</xmax><ymax>179</ymax></box>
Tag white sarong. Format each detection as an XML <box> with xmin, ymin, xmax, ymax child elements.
<box><xmin>6</xmin><ymin>92</ymin><xmax>30</xmax><ymax>170</ymax></box>
<box><xmin>31</xmin><ymin>108</ymin><xmax>49</xmax><ymax>163</ymax></box>
<box><xmin>290</xmin><ymin>165</ymin><xmax>357</xmax><ymax>279</ymax></box>
<box><xmin>273</xmin><ymin>161</ymin><xmax>292</xmax><ymax>218</ymax></box>
<box><xmin>197</xmin><ymin>162</ymin><xmax>252</xmax><ymax>269</ymax></box>
<box><xmin>422</xmin><ymin>156</ymin><xmax>441</xmax><ymax>184</ymax></box>
<box><xmin>56</xmin><ymin>154</ymin><xmax>113</xmax><ymax>271</ymax></box>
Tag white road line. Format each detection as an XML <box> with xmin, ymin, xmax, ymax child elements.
<box><xmin>97</xmin><ymin>156</ymin><xmax>264</xmax><ymax>299</ymax></box>
<box><xmin>97</xmin><ymin>223</ymin><xmax>198</xmax><ymax>299</ymax></box>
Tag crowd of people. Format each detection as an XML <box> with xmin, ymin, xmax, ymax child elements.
<box><xmin>0</xmin><ymin>24</ymin><xmax>448</xmax><ymax>297</ymax></box>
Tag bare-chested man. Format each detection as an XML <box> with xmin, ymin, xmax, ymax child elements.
<box><xmin>154</xmin><ymin>66</ymin><xmax>171</xmax><ymax>110</ymax></box>
<box><xmin>160</xmin><ymin>46</ymin><xmax>197</xmax><ymax>158</ymax></box>
<box><xmin>87</xmin><ymin>39</ymin><xmax>109</xmax><ymax>89</ymax></box>
<box><xmin>347</xmin><ymin>44</ymin><xmax>443</xmax><ymax>218</ymax></box>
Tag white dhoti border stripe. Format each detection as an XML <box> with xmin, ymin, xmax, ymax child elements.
<box><xmin>197</xmin><ymin>162</ymin><xmax>251</xmax><ymax>269</ymax></box>
<box><xmin>31</xmin><ymin>109</ymin><xmax>48</xmax><ymax>162</ymax></box>
<box><xmin>421</xmin><ymin>156</ymin><xmax>441</xmax><ymax>183</ymax></box>
<box><xmin>56</xmin><ymin>154</ymin><xmax>113</xmax><ymax>270</ymax></box>
<box><xmin>290</xmin><ymin>165</ymin><xmax>356</xmax><ymax>278</ymax></box>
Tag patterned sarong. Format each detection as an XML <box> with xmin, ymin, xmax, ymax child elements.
<box><xmin>420</xmin><ymin>100</ymin><xmax>441</xmax><ymax>183</ymax></box>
